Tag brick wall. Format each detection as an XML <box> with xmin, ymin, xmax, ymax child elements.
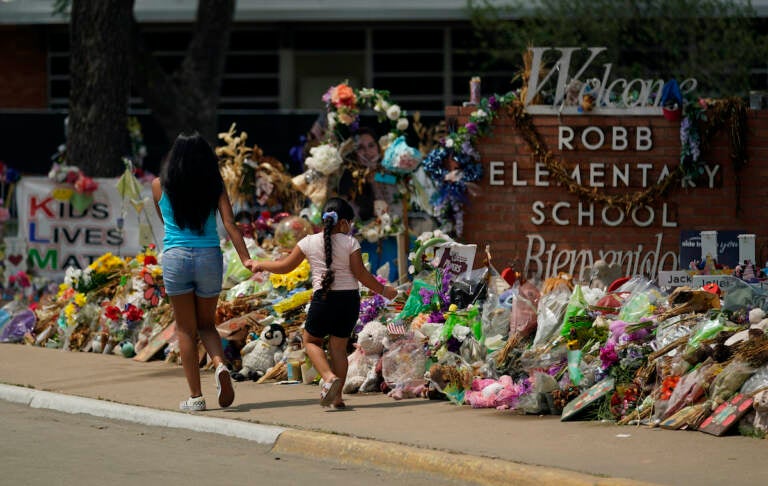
<box><xmin>0</xmin><ymin>26</ymin><xmax>47</xmax><ymax>108</ymax></box>
<box><xmin>449</xmin><ymin>105</ymin><xmax>768</xmax><ymax>279</ymax></box>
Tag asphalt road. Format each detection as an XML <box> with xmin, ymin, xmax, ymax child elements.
<box><xmin>0</xmin><ymin>400</ymin><xmax>470</xmax><ymax>486</ymax></box>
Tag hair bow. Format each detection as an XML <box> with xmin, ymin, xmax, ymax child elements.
<box><xmin>322</xmin><ymin>210</ymin><xmax>338</xmax><ymax>225</ymax></box>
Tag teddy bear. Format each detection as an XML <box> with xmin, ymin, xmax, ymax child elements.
<box><xmin>750</xmin><ymin>389</ymin><xmax>768</xmax><ymax>435</ymax></box>
<box><xmin>465</xmin><ymin>375</ymin><xmax>527</xmax><ymax>410</ymax></box>
<box><xmin>424</xmin><ymin>359</ymin><xmax>473</xmax><ymax>404</ymax></box>
<box><xmin>232</xmin><ymin>323</ymin><xmax>286</xmax><ymax>382</ymax></box>
<box><xmin>343</xmin><ymin>320</ymin><xmax>388</xmax><ymax>394</ymax></box>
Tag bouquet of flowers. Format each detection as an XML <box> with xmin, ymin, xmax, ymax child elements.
<box><xmin>304</xmin><ymin>143</ymin><xmax>343</xmax><ymax>176</ymax></box>
<box><xmin>269</xmin><ymin>259</ymin><xmax>310</xmax><ymax>291</ymax></box>
<box><xmin>381</xmin><ymin>136</ymin><xmax>422</xmax><ymax>174</ymax></box>
<box><xmin>323</xmin><ymin>82</ymin><xmax>358</xmax><ymax>127</ymax></box>
<box><xmin>48</xmin><ymin>162</ymin><xmax>99</xmax><ymax>212</ymax></box>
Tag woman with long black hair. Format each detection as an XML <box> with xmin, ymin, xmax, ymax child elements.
<box><xmin>152</xmin><ymin>132</ymin><xmax>256</xmax><ymax>411</ymax></box>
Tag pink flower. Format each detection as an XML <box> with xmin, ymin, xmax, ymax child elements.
<box><xmin>330</xmin><ymin>84</ymin><xmax>357</xmax><ymax>108</ymax></box>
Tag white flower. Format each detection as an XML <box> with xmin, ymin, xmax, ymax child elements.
<box><xmin>359</xmin><ymin>88</ymin><xmax>376</xmax><ymax>99</ymax></box>
<box><xmin>408</xmin><ymin>265</ymin><xmax>415</xmax><ymax>274</ymax></box>
<box><xmin>64</xmin><ymin>267</ymin><xmax>82</xmax><ymax>287</ymax></box>
<box><xmin>386</xmin><ymin>105</ymin><xmax>401</xmax><ymax>121</ymax></box>
<box><xmin>471</xmin><ymin>109</ymin><xmax>488</xmax><ymax>121</ymax></box>
<box><xmin>408</xmin><ymin>252</ymin><xmax>416</xmax><ymax>260</ymax></box>
<box><xmin>445</xmin><ymin>138</ymin><xmax>454</xmax><ymax>148</ymax></box>
<box><xmin>396</xmin><ymin>117</ymin><xmax>409</xmax><ymax>131</ymax></box>
<box><xmin>305</xmin><ymin>143</ymin><xmax>342</xmax><ymax>175</ymax></box>
<box><xmin>82</xmin><ymin>268</ymin><xmax>93</xmax><ymax>286</ymax></box>
<box><xmin>374</xmin><ymin>97</ymin><xmax>391</xmax><ymax>112</ymax></box>
<box><xmin>326</xmin><ymin>112</ymin><xmax>336</xmax><ymax>131</ymax></box>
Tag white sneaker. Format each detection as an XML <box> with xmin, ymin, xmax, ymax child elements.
<box><xmin>179</xmin><ymin>396</ymin><xmax>206</xmax><ymax>411</ymax></box>
<box><xmin>215</xmin><ymin>364</ymin><xmax>235</xmax><ymax>408</ymax></box>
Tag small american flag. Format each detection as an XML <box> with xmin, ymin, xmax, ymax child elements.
<box><xmin>387</xmin><ymin>321</ymin><xmax>407</xmax><ymax>336</ymax></box>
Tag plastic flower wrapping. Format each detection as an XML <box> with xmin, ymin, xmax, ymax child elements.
<box><xmin>381</xmin><ymin>136</ymin><xmax>422</xmax><ymax>174</ymax></box>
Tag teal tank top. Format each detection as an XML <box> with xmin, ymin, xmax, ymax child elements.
<box><xmin>158</xmin><ymin>192</ymin><xmax>219</xmax><ymax>250</ymax></box>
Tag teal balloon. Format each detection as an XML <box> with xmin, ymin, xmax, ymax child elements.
<box><xmin>120</xmin><ymin>341</ymin><xmax>135</xmax><ymax>358</ymax></box>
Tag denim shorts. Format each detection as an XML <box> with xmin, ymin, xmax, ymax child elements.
<box><xmin>161</xmin><ymin>247</ymin><xmax>223</xmax><ymax>298</ymax></box>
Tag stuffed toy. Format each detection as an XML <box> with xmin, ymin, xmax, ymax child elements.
<box><xmin>232</xmin><ymin>323</ymin><xmax>286</xmax><ymax>382</ymax></box>
<box><xmin>465</xmin><ymin>375</ymin><xmax>528</xmax><ymax>410</ymax></box>
<box><xmin>752</xmin><ymin>390</ymin><xmax>768</xmax><ymax>435</ymax></box>
<box><xmin>425</xmin><ymin>360</ymin><xmax>473</xmax><ymax>404</ymax></box>
<box><xmin>344</xmin><ymin>321</ymin><xmax>388</xmax><ymax>394</ymax></box>
<box><xmin>387</xmin><ymin>379</ymin><xmax>428</xmax><ymax>400</ymax></box>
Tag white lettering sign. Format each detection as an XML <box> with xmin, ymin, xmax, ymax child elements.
<box><xmin>524</xmin><ymin>47</ymin><xmax>697</xmax><ymax>115</ymax></box>
<box><xmin>524</xmin><ymin>232</ymin><xmax>679</xmax><ymax>281</ymax></box>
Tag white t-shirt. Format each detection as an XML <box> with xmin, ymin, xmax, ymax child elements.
<box><xmin>297</xmin><ymin>232</ymin><xmax>361</xmax><ymax>291</ymax></box>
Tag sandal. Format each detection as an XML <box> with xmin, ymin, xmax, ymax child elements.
<box><xmin>329</xmin><ymin>401</ymin><xmax>346</xmax><ymax>410</ymax></box>
<box><xmin>320</xmin><ymin>377</ymin><xmax>342</xmax><ymax>407</ymax></box>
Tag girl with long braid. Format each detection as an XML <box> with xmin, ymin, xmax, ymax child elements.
<box><xmin>254</xmin><ymin>198</ymin><xmax>397</xmax><ymax>407</ymax></box>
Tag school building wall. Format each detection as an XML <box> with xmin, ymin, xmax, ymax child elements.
<box><xmin>452</xmin><ymin>106</ymin><xmax>768</xmax><ymax>279</ymax></box>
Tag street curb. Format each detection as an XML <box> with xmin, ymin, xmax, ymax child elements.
<box><xmin>1</xmin><ymin>383</ymin><xmax>656</xmax><ymax>485</ymax></box>
<box><xmin>0</xmin><ymin>383</ymin><xmax>285</xmax><ymax>445</ymax></box>
<box><xmin>272</xmin><ymin>429</ymin><xmax>657</xmax><ymax>486</ymax></box>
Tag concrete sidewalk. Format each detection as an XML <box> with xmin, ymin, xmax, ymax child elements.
<box><xmin>1</xmin><ymin>344</ymin><xmax>765</xmax><ymax>485</ymax></box>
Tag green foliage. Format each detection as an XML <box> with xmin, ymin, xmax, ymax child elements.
<box><xmin>468</xmin><ymin>0</ymin><xmax>768</xmax><ymax>97</ymax></box>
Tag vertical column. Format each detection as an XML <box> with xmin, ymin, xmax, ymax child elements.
<box><xmin>700</xmin><ymin>230</ymin><xmax>718</xmax><ymax>262</ymax></box>
<box><xmin>738</xmin><ymin>234</ymin><xmax>756</xmax><ymax>264</ymax></box>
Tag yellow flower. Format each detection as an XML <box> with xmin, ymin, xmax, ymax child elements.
<box><xmin>64</xmin><ymin>303</ymin><xmax>76</xmax><ymax>324</ymax></box>
<box><xmin>448</xmin><ymin>304</ymin><xmax>458</xmax><ymax>312</ymax></box>
<box><xmin>74</xmin><ymin>293</ymin><xmax>86</xmax><ymax>307</ymax></box>
<box><xmin>57</xmin><ymin>283</ymin><xmax>70</xmax><ymax>298</ymax></box>
<box><xmin>150</xmin><ymin>266</ymin><xmax>163</xmax><ymax>278</ymax></box>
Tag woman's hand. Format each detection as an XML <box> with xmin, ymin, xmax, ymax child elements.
<box><xmin>382</xmin><ymin>285</ymin><xmax>398</xmax><ymax>301</ymax></box>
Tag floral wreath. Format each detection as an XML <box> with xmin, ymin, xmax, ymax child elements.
<box><xmin>293</xmin><ymin>82</ymin><xmax>421</xmax><ymax>238</ymax></box>
<box><xmin>421</xmin><ymin>93</ymin><xmax>514</xmax><ymax>236</ymax></box>
<box><xmin>324</xmin><ymin>82</ymin><xmax>411</xmax><ymax>142</ymax></box>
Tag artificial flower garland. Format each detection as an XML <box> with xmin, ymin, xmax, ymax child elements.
<box><xmin>324</xmin><ymin>82</ymin><xmax>411</xmax><ymax>142</ymax></box>
<box><xmin>422</xmin><ymin>90</ymin><xmax>749</xmax><ymax>232</ymax></box>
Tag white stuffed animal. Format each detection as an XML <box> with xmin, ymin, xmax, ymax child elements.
<box><xmin>752</xmin><ymin>390</ymin><xmax>768</xmax><ymax>435</ymax></box>
<box><xmin>232</xmin><ymin>324</ymin><xmax>286</xmax><ymax>382</ymax></box>
<box><xmin>343</xmin><ymin>321</ymin><xmax>388</xmax><ymax>394</ymax></box>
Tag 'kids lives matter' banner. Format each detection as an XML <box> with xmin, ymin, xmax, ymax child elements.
<box><xmin>16</xmin><ymin>177</ymin><xmax>163</xmax><ymax>278</ymax></box>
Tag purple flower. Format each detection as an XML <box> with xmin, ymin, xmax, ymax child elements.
<box><xmin>446</xmin><ymin>336</ymin><xmax>462</xmax><ymax>353</ymax></box>
<box><xmin>358</xmin><ymin>293</ymin><xmax>386</xmax><ymax>327</ymax></box>
<box><xmin>419</xmin><ymin>287</ymin><xmax>436</xmax><ymax>306</ymax></box>
<box><xmin>488</xmin><ymin>95</ymin><xmax>499</xmax><ymax>111</ymax></box>
<box><xmin>465</xmin><ymin>122</ymin><xmax>478</xmax><ymax>135</ymax></box>
<box><xmin>599</xmin><ymin>342</ymin><xmax>619</xmax><ymax>369</ymax></box>
<box><xmin>428</xmin><ymin>311</ymin><xmax>445</xmax><ymax>323</ymax></box>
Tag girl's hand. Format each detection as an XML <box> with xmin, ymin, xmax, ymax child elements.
<box><xmin>382</xmin><ymin>285</ymin><xmax>398</xmax><ymax>301</ymax></box>
<box><xmin>244</xmin><ymin>259</ymin><xmax>261</xmax><ymax>273</ymax></box>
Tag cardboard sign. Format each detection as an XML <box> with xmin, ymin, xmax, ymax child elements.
<box><xmin>133</xmin><ymin>323</ymin><xmax>176</xmax><ymax>363</ymax></box>
<box><xmin>699</xmin><ymin>394</ymin><xmax>754</xmax><ymax>436</ymax></box>
<box><xmin>560</xmin><ymin>377</ymin><xmax>615</xmax><ymax>421</ymax></box>
<box><xmin>433</xmin><ymin>242</ymin><xmax>477</xmax><ymax>280</ymax></box>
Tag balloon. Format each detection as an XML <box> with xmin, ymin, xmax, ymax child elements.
<box><xmin>274</xmin><ymin>216</ymin><xmax>313</xmax><ymax>249</ymax></box>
